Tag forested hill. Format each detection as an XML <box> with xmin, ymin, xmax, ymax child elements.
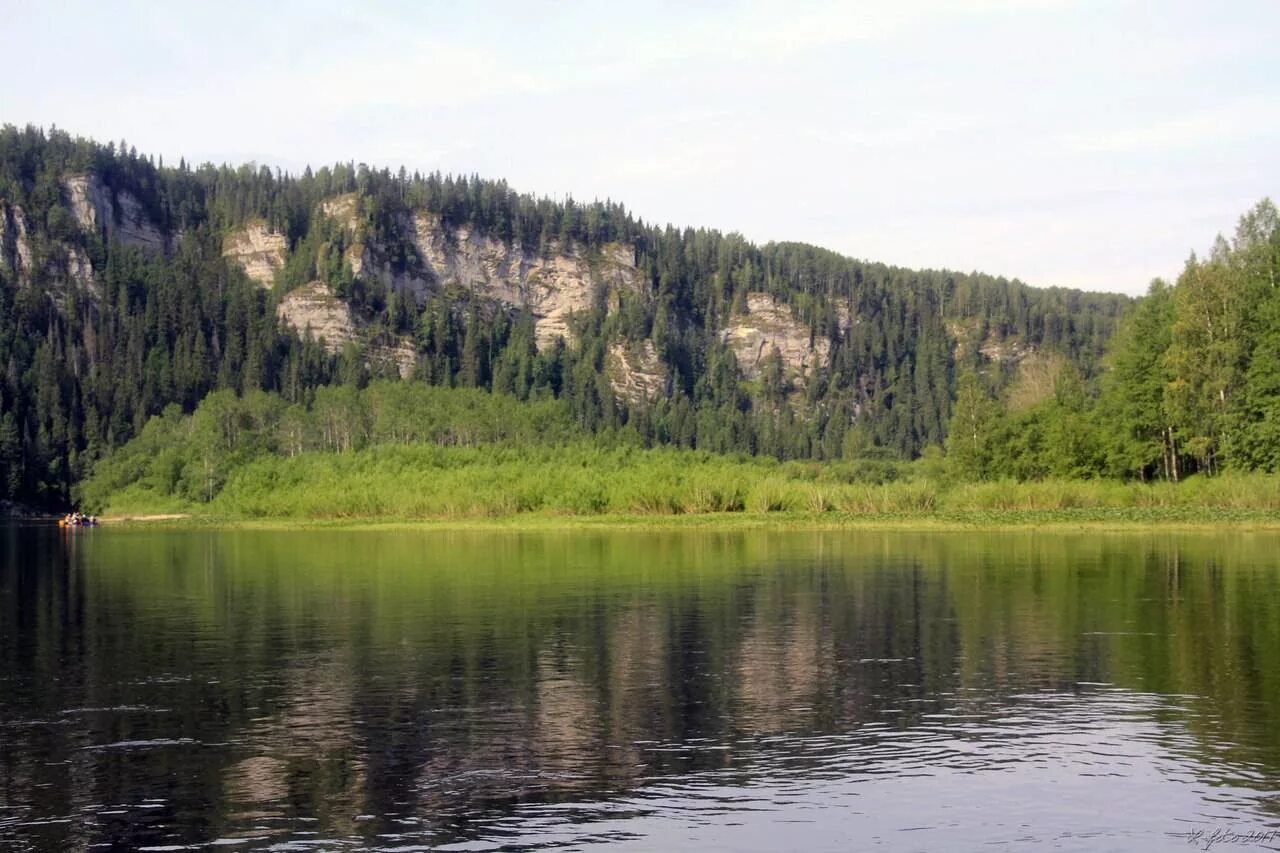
<box><xmin>0</xmin><ymin>124</ymin><xmax>1128</xmax><ymax>508</ymax></box>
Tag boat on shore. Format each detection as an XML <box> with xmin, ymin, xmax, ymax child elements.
<box><xmin>58</xmin><ymin>513</ymin><xmax>98</xmax><ymax>528</ymax></box>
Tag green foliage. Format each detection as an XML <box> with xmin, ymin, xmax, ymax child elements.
<box><xmin>944</xmin><ymin>370</ymin><xmax>998</xmax><ymax>479</ymax></box>
<box><xmin>968</xmin><ymin>199</ymin><xmax>1280</xmax><ymax>484</ymax></box>
<box><xmin>81</xmin><ymin>383</ymin><xmax>944</xmax><ymax>517</ymax></box>
<box><xmin>79</xmin><ymin>374</ymin><xmax>1280</xmax><ymax>521</ymax></box>
<box><xmin>78</xmin><ymin>382</ymin><xmax>577</xmax><ymax>509</ymax></box>
<box><xmin>14</xmin><ymin>130</ymin><xmax>1280</xmax><ymax>504</ymax></box>
<box><xmin>1095</xmin><ymin>281</ymin><xmax>1175</xmax><ymax>479</ymax></box>
<box><xmin>939</xmin><ymin>473</ymin><xmax>1280</xmax><ymax>513</ymax></box>
<box><xmin>2</xmin><ymin>124</ymin><xmax>1132</xmax><ymax>509</ymax></box>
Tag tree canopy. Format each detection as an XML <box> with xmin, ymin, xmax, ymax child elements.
<box><xmin>0</xmin><ymin>124</ymin><xmax>1166</xmax><ymax>509</ymax></box>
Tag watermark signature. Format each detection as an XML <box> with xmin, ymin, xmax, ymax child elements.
<box><xmin>1175</xmin><ymin>826</ymin><xmax>1280</xmax><ymax>850</ymax></box>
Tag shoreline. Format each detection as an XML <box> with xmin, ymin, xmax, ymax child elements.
<box><xmin>85</xmin><ymin>507</ymin><xmax>1280</xmax><ymax>533</ymax></box>
<box><xmin>98</xmin><ymin>513</ymin><xmax>192</xmax><ymax>524</ymax></box>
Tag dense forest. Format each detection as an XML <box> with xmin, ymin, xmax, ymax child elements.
<box><xmin>10</xmin><ymin>123</ymin><xmax>1259</xmax><ymax>512</ymax></box>
<box><xmin>77</xmin><ymin>381</ymin><xmax>1280</xmax><ymax>520</ymax></box>
<box><xmin>952</xmin><ymin>199</ymin><xmax>1280</xmax><ymax>482</ymax></box>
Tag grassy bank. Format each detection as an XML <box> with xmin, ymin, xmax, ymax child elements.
<box><xmin>92</xmin><ymin>443</ymin><xmax>1280</xmax><ymax>529</ymax></box>
<box><xmin>109</xmin><ymin>510</ymin><xmax>1280</xmax><ymax>533</ymax></box>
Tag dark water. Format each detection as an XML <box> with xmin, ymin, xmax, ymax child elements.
<box><xmin>2</xmin><ymin>527</ymin><xmax>1280</xmax><ymax>852</ymax></box>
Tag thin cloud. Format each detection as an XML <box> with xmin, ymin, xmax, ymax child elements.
<box><xmin>1068</xmin><ymin>97</ymin><xmax>1280</xmax><ymax>154</ymax></box>
<box><xmin>3</xmin><ymin>0</ymin><xmax>1277</xmax><ymax>294</ymax></box>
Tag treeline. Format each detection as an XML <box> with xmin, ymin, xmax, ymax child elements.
<box><xmin>78</xmin><ymin>381</ymin><xmax>1280</xmax><ymax>520</ymax></box>
<box><xmin>77</xmin><ymin>381</ymin><xmax>913</xmax><ymax>512</ymax></box>
<box><xmin>76</xmin><ymin>384</ymin><xmax>583</xmax><ymax>509</ymax></box>
<box><xmin>0</xmin><ymin>225</ymin><xmax>344</xmax><ymax>506</ymax></box>
<box><xmin>2</xmin><ymin>125</ymin><xmax>1131</xmax><ymax>508</ymax></box>
<box><xmin>949</xmin><ymin>200</ymin><xmax>1280</xmax><ymax>481</ymax></box>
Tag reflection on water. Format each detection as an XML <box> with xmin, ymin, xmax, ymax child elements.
<box><xmin>1</xmin><ymin>528</ymin><xmax>1279</xmax><ymax>851</ymax></box>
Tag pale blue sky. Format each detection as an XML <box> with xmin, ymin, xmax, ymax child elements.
<box><xmin>4</xmin><ymin>0</ymin><xmax>1277</xmax><ymax>294</ymax></box>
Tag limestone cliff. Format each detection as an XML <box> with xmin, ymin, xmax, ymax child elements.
<box><xmin>222</xmin><ymin>222</ymin><xmax>288</xmax><ymax>288</ymax></box>
<box><xmin>318</xmin><ymin>194</ymin><xmax>368</xmax><ymax>280</ymax></box>
<box><xmin>313</xmin><ymin>195</ymin><xmax>645</xmax><ymax>352</ymax></box>
<box><xmin>62</xmin><ymin>174</ymin><xmax>168</xmax><ymax>254</ymax></box>
<box><xmin>721</xmin><ymin>293</ymin><xmax>829</xmax><ymax>384</ymax></box>
<box><xmin>1</xmin><ymin>172</ymin><xmax>166</xmax><ymax>304</ymax></box>
<box><xmin>319</xmin><ymin>194</ymin><xmax>361</xmax><ymax>232</ymax></box>
<box><xmin>317</xmin><ymin>194</ymin><xmax>432</xmax><ymax>306</ymax></box>
<box><xmin>277</xmin><ymin>280</ymin><xmax>416</xmax><ymax>378</ymax></box>
<box><xmin>411</xmin><ymin>213</ymin><xmax>641</xmax><ymax>350</ymax></box>
<box><xmin>1</xmin><ymin>199</ymin><xmax>97</xmax><ymax>297</ymax></box>
<box><xmin>606</xmin><ymin>340</ymin><xmax>667</xmax><ymax>404</ymax></box>
<box><xmin>978</xmin><ymin>336</ymin><xmax>1036</xmax><ymax>365</ymax></box>
<box><xmin>0</xmin><ymin>201</ymin><xmax>35</xmax><ymax>285</ymax></box>
<box><xmin>947</xmin><ymin>319</ymin><xmax>1038</xmax><ymax>367</ymax></box>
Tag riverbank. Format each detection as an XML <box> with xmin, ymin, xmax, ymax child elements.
<box><xmin>98</xmin><ymin>514</ymin><xmax>191</xmax><ymax>525</ymax></box>
<box><xmin>85</xmin><ymin>445</ymin><xmax>1280</xmax><ymax>523</ymax></box>
<box><xmin>77</xmin><ymin>433</ymin><xmax>1280</xmax><ymax>534</ymax></box>
<box><xmin>95</xmin><ymin>506</ymin><xmax>1280</xmax><ymax>532</ymax></box>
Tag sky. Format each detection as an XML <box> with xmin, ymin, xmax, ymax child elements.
<box><xmin>3</xmin><ymin>0</ymin><xmax>1278</xmax><ymax>295</ymax></box>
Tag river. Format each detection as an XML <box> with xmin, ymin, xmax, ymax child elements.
<box><xmin>2</xmin><ymin>526</ymin><xmax>1279</xmax><ymax>851</ymax></box>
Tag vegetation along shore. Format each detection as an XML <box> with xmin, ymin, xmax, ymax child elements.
<box><xmin>2</xmin><ymin>127</ymin><xmax>1279</xmax><ymax>523</ymax></box>
<box><xmin>78</xmin><ymin>384</ymin><xmax>1280</xmax><ymax>529</ymax></box>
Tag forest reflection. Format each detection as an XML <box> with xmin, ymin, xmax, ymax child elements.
<box><xmin>1</xmin><ymin>528</ymin><xmax>1278</xmax><ymax>849</ymax></box>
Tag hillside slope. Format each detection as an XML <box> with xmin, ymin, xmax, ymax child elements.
<box><xmin>0</xmin><ymin>124</ymin><xmax>1128</xmax><ymax>507</ymax></box>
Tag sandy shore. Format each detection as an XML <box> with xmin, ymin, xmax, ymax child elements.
<box><xmin>98</xmin><ymin>514</ymin><xmax>191</xmax><ymax>524</ymax></box>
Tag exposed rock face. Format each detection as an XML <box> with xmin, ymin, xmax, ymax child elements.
<box><xmin>1</xmin><ymin>200</ymin><xmax>98</xmax><ymax>298</ymax></box>
<box><xmin>317</xmin><ymin>194</ymin><xmax>434</xmax><ymax>306</ymax></box>
<box><xmin>411</xmin><ymin>213</ymin><xmax>641</xmax><ymax>350</ymax></box>
<box><xmin>277</xmin><ymin>280</ymin><xmax>416</xmax><ymax>379</ymax></box>
<box><xmin>606</xmin><ymin>340</ymin><xmax>667</xmax><ymax>404</ymax></box>
<box><xmin>350</xmin><ymin>241</ymin><xmax>431</xmax><ymax>306</ymax></box>
<box><xmin>278</xmin><ymin>281</ymin><xmax>355</xmax><ymax>348</ymax></box>
<box><xmin>947</xmin><ymin>319</ymin><xmax>1036</xmax><ymax>367</ymax></box>
<box><xmin>318</xmin><ymin>194</ymin><xmax>367</xmax><ymax>279</ymax></box>
<box><xmin>320</xmin><ymin>193</ymin><xmax>361</xmax><ymax>232</ymax></box>
<box><xmin>54</xmin><ymin>243</ymin><xmax>97</xmax><ymax>295</ymax></box>
<box><xmin>721</xmin><ymin>292</ymin><xmax>829</xmax><ymax>383</ymax></box>
<box><xmin>63</xmin><ymin>174</ymin><xmax>111</xmax><ymax>235</ymax></box>
<box><xmin>978</xmin><ymin>336</ymin><xmax>1036</xmax><ymax>365</ymax></box>
<box><xmin>371</xmin><ymin>337</ymin><xmax>417</xmax><ymax>380</ymax></box>
<box><xmin>62</xmin><ymin>174</ymin><xmax>167</xmax><ymax>254</ymax></box>
<box><xmin>311</xmin><ymin>195</ymin><xmax>645</xmax><ymax>350</ymax></box>
<box><xmin>222</xmin><ymin>222</ymin><xmax>287</xmax><ymax>288</ymax></box>
<box><xmin>836</xmin><ymin>298</ymin><xmax>856</xmax><ymax>332</ymax></box>
<box><xmin>0</xmin><ymin>201</ymin><xmax>35</xmax><ymax>284</ymax></box>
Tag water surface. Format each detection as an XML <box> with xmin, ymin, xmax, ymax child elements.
<box><xmin>2</xmin><ymin>527</ymin><xmax>1279</xmax><ymax>851</ymax></box>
